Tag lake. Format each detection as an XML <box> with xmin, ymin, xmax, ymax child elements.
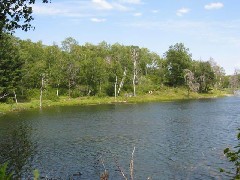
<box><xmin>0</xmin><ymin>97</ymin><xmax>239</xmax><ymax>179</ymax></box>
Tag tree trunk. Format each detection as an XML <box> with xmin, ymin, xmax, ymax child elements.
<box><xmin>13</xmin><ymin>90</ymin><xmax>18</xmax><ymax>104</ymax></box>
<box><xmin>133</xmin><ymin>76</ymin><xmax>136</xmax><ymax>97</ymax></box>
<box><xmin>114</xmin><ymin>76</ymin><xmax>117</xmax><ymax>100</ymax></box>
<box><xmin>0</xmin><ymin>93</ymin><xmax>8</xmax><ymax>99</ymax></box>
<box><xmin>68</xmin><ymin>79</ymin><xmax>71</xmax><ymax>98</ymax></box>
<box><xmin>117</xmin><ymin>67</ymin><xmax>127</xmax><ymax>96</ymax></box>
<box><xmin>56</xmin><ymin>83</ymin><xmax>59</xmax><ymax>96</ymax></box>
<box><xmin>132</xmin><ymin>48</ymin><xmax>138</xmax><ymax>97</ymax></box>
<box><xmin>40</xmin><ymin>76</ymin><xmax>44</xmax><ymax>109</ymax></box>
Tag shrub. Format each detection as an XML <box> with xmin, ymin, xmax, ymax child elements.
<box><xmin>0</xmin><ymin>163</ymin><xmax>13</xmax><ymax>179</ymax></box>
<box><xmin>221</xmin><ymin>129</ymin><xmax>240</xmax><ymax>179</ymax></box>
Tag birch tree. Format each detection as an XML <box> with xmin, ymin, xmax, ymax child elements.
<box><xmin>131</xmin><ymin>47</ymin><xmax>139</xmax><ymax>97</ymax></box>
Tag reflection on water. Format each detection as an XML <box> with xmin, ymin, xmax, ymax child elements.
<box><xmin>0</xmin><ymin>122</ymin><xmax>36</xmax><ymax>178</ymax></box>
<box><xmin>0</xmin><ymin>97</ymin><xmax>239</xmax><ymax>179</ymax></box>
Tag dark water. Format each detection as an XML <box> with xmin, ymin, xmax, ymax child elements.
<box><xmin>0</xmin><ymin>97</ymin><xmax>239</xmax><ymax>179</ymax></box>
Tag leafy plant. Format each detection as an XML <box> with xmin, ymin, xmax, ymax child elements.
<box><xmin>221</xmin><ymin>129</ymin><xmax>240</xmax><ymax>179</ymax></box>
<box><xmin>33</xmin><ymin>169</ymin><xmax>40</xmax><ymax>180</ymax></box>
<box><xmin>0</xmin><ymin>163</ymin><xmax>13</xmax><ymax>180</ymax></box>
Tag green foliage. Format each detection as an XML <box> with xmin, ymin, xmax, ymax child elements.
<box><xmin>43</xmin><ymin>88</ymin><xmax>59</xmax><ymax>101</ymax></box>
<box><xmin>0</xmin><ymin>34</ymin><xmax>23</xmax><ymax>99</ymax></box>
<box><xmin>33</xmin><ymin>169</ymin><xmax>40</xmax><ymax>180</ymax></box>
<box><xmin>0</xmin><ymin>164</ymin><xmax>40</xmax><ymax>180</ymax></box>
<box><xmin>17</xmin><ymin>95</ymin><xmax>31</xmax><ymax>103</ymax></box>
<box><xmin>221</xmin><ymin>129</ymin><xmax>240</xmax><ymax>179</ymax></box>
<box><xmin>164</xmin><ymin>43</ymin><xmax>192</xmax><ymax>86</ymax></box>
<box><xmin>26</xmin><ymin>89</ymin><xmax>40</xmax><ymax>99</ymax></box>
<box><xmin>5</xmin><ymin>97</ymin><xmax>14</xmax><ymax>105</ymax></box>
<box><xmin>70</xmin><ymin>88</ymin><xmax>84</xmax><ymax>98</ymax></box>
<box><xmin>0</xmin><ymin>34</ymin><xmax>230</xmax><ymax>109</ymax></box>
<box><xmin>137</xmin><ymin>76</ymin><xmax>157</xmax><ymax>95</ymax></box>
<box><xmin>0</xmin><ymin>163</ymin><xmax>13</xmax><ymax>180</ymax></box>
<box><xmin>193</xmin><ymin>61</ymin><xmax>215</xmax><ymax>93</ymax></box>
<box><xmin>0</xmin><ymin>0</ymin><xmax>50</xmax><ymax>34</ymax></box>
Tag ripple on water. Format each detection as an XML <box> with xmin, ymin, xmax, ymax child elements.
<box><xmin>0</xmin><ymin>97</ymin><xmax>239</xmax><ymax>179</ymax></box>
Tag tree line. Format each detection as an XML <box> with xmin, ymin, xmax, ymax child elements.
<box><xmin>0</xmin><ymin>34</ymin><xmax>239</xmax><ymax>103</ymax></box>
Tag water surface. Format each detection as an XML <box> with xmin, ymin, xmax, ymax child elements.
<box><xmin>0</xmin><ymin>97</ymin><xmax>239</xmax><ymax>179</ymax></box>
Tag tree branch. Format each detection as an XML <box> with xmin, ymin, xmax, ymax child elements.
<box><xmin>0</xmin><ymin>93</ymin><xmax>8</xmax><ymax>99</ymax></box>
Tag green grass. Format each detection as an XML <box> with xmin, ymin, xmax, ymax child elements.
<box><xmin>0</xmin><ymin>88</ymin><xmax>232</xmax><ymax>114</ymax></box>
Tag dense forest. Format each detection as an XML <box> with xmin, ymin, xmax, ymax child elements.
<box><xmin>0</xmin><ymin>33</ymin><xmax>240</xmax><ymax>104</ymax></box>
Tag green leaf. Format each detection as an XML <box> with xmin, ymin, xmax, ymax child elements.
<box><xmin>33</xmin><ymin>169</ymin><xmax>39</xmax><ymax>180</ymax></box>
<box><xmin>219</xmin><ymin>168</ymin><xmax>225</xmax><ymax>172</ymax></box>
<box><xmin>0</xmin><ymin>162</ymin><xmax>13</xmax><ymax>179</ymax></box>
<box><xmin>224</xmin><ymin>148</ymin><xmax>230</xmax><ymax>154</ymax></box>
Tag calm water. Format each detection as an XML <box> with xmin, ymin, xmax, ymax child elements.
<box><xmin>0</xmin><ymin>97</ymin><xmax>239</xmax><ymax>179</ymax></box>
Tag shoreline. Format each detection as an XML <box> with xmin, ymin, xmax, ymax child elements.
<box><xmin>0</xmin><ymin>89</ymin><xmax>232</xmax><ymax>115</ymax></box>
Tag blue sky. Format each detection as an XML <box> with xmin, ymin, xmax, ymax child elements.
<box><xmin>15</xmin><ymin>0</ymin><xmax>240</xmax><ymax>75</ymax></box>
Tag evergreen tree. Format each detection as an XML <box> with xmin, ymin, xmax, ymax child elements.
<box><xmin>0</xmin><ymin>34</ymin><xmax>23</xmax><ymax>100</ymax></box>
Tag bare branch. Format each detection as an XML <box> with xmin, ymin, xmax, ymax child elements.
<box><xmin>130</xmin><ymin>146</ymin><xmax>135</xmax><ymax>180</ymax></box>
<box><xmin>100</xmin><ymin>156</ymin><xmax>109</xmax><ymax>180</ymax></box>
<box><xmin>184</xmin><ymin>69</ymin><xmax>199</xmax><ymax>93</ymax></box>
<box><xmin>113</xmin><ymin>155</ymin><xmax>128</xmax><ymax>180</ymax></box>
<box><xmin>0</xmin><ymin>93</ymin><xmax>8</xmax><ymax>99</ymax></box>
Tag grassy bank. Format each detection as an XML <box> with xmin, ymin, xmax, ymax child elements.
<box><xmin>0</xmin><ymin>88</ymin><xmax>231</xmax><ymax>114</ymax></box>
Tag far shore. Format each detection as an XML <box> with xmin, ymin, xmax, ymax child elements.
<box><xmin>0</xmin><ymin>88</ymin><xmax>232</xmax><ymax>115</ymax></box>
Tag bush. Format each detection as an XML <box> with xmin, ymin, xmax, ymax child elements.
<box><xmin>221</xmin><ymin>129</ymin><xmax>240</xmax><ymax>179</ymax></box>
<box><xmin>43</xmin><ymin>88</ymin><xmax>59</xmax><ymax>101</ymax></box>
<box><xmin>0</xmin><ymin>163</ymin><xmax>13</xmax><ymax>179</ymax></box>
<box><xmin>5</xmin><ymin>97</ymin><xmax>14</xmax><ymax>104</ymax></box>
<box><xmin>26</xmin><ymin>89</ymin><xmax>40</xmax><ymax>99</ymax></box>
<box><xmin>17</xmin><ymin>95</ymin><xmax>31</xmax><ymax>102</ymax></box>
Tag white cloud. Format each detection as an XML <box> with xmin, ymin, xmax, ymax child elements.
<box><xmin>204</xmin><ymin>2</ymin><xmax>224</xmax><ymax>10</ymax></box>
<box><xmin>122</xmin><ymin>20</ymin><xmax>204</xmax><ymax>31</ymax></box>
<box><xmin>119</xmin><ymin>0</ymin><xmax>142</xmax><ymax>4</ymax></box>
<box><xmin>90</xmin><ymin>18</ymin><xmax>106</xmax><ymax>22</ymax></box>
<box><xmin>112</xmin><ymin>3</ymin><xmax>130</xmax><ymax>11</ymax></box>
<box><xmin>120</xmin><ymin>19</ymin><xmax>240</xmax><ymax>48</ymax></box>
<box><xmin>32</xmin><ymin>0</ymin><xmax>130</xmax><ymax>20</ymax></box>
<box><xmin>32</xmin><ymin>3</ymin><xmax>92</xmax><ymax>18</ymax></box>
<box><xmin>176</xmin><ymin>8</ymin><xmax>190</xmax><ymax>16</ymax></box>
<box><xmin>152</xmin><ymin>10</ymin><xmax>159</xmax><ymax>14</ymax></box>
<box><xmin>92</xmin><ymin>0</ymin><xmax>113</xmax><ymax>10</ymax></box>
<box><xmin>33</xmin><ymin>5</ymin><xmax>65</xmax><ymax>15</ymax></box>
<box><xmin>133</xmin><ymin>12</ymin><xmax>142</xmax><ymax>17</ymax></box>
<box><xmin>92</xmin><ymin>0</ymin><xmax>131</xmax><ymax>11</ymax></box>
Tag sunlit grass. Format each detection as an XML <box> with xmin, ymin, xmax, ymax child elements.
<box><xmin>0</xmin><ymin>88</ymin><xmax>231</xmax><ymax>114</ymax></box>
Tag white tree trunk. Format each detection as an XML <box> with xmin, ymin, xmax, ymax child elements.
<box><xmin>68</xmin><ymin>79</ymin><xmax>71</xmax><ymax>98</ymax></box>
<box><xmin>56</xmin><ymin>80</ymin><xmax>60</xmax><ymax>96</ymax></box>
<box><xmin>40</xmin><ymin>76</ymin><xmax>44</xmax><ymax>109</ymax></box>
<box><xmin>117</xmin><ymin>67</ymin><xmax>127</xmax><ymax>96</ymax></box>
<box><xmin>13</xmin><ymin>90</ymin><xmax>18</xmax><ymax>104</ymax></box>
<box><xmin>132</xmin><ymin>48</ymin><xmax>138</xmax><ymax>97</ymax></box>
<box><xmin>133</xmin><ymin>76</ymin><xmax>136</xmax><ymax>97</ymax></box>
<box><xmin>114</xmin><ymin>76</ymin><xmax>117</xmax><ymax>100</ymax></box>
